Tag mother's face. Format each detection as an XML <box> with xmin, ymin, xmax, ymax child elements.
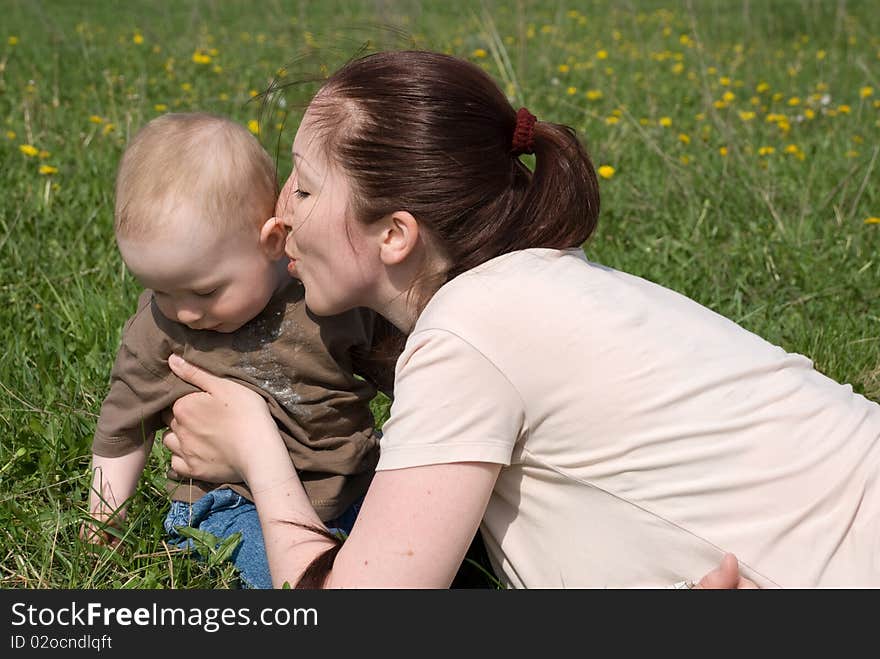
<box><xmin>276</xmin><ymin>115</ymin><xmax>379</xmax><ymax>316</ymax></box>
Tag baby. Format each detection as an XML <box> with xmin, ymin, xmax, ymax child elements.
<box><xmin>82</xmin><ymin>112</ymin><xmax>392</xmax><ymax>588</ymax></box>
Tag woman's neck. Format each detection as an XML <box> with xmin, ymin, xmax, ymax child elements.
<box><xmin>373</xmin><ymin>264</ymin><xmax>449</xmax><ymax>335</ymax></box>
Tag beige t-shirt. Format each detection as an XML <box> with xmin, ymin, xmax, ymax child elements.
<box><xmin>376</xmin><ymin>248</ymin><xmax>880</xmax><ymax>587</ymax></box>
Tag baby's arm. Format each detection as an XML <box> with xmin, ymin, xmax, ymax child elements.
<box><xmin>83</xmin><ymin>291</ymin><xmax>180</xmax><ymax>544</ymax></box>
<box><xmin>81</xmin><ymin>449</ymin><xmax>148</xmax><ymax>545</ymax></box>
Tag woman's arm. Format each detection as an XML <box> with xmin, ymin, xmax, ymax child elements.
<box><xmin>245</xmin><ymin>451</ymin><xmax>498</xmax><ymax>588</ymax></box>
<box><xmin>163</xmin><ymin>354</ymin><xmax>497</xmax><ymax>587</ymax></box>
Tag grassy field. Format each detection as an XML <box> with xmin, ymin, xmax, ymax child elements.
<box><xmin>1</xmin><ymin>0</ymin><xmax>878</xmax><ymax>588</ymax></box>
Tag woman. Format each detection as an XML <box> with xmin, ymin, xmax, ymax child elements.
<box><xmin>162</xmin><ymin>51</ymin><xmax>880</xmax><ymax>588</ymax></box>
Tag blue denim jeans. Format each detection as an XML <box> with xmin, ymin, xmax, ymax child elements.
<box><xmin>164</xmin><ymin>488</ymin><xmax>363</xmax><ymax>589</ymax></box>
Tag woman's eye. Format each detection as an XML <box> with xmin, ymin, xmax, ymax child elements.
<box><xmin>294</xmin><ymin>188</ymin><xmax>310</xmax><ymax>199</ymax></box>
<box><xmin>194</xmin><ymin>289</ymin><xmax>216</xmax><ymax>298</ymax></box>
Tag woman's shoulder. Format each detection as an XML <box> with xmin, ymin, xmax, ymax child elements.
<box><xmin>419</xmin><ymin>247</ymin><xmax>593</xmax><ymax>321</ymax></box>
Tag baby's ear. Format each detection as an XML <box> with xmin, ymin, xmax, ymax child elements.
<box><xmin>259</xmin><ymin>217</ymin><xmax>286</xmax><ymax>258</ymax></box>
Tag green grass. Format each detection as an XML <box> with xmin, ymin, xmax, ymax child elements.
<box><xmin>1</xmin><ymin>0</ymin><xmax>878</xmax><ymax>588</ymax></box>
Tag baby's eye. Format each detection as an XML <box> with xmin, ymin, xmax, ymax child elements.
<box><xmin>194</xmin><ymin>289</ymin><xmax>217</xmax><ymax>298</ymax></box>
<box><xmin>294</xmin><ymin>188</ymin><xmax>310</xmax><ymax>199</ymax></box>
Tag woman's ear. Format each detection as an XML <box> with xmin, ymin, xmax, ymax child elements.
<box><xmin>259</xmin><ymin>217</ymin><xmax>287</xmax><ymax>259</ymax></box>
<box><xmin>378</xmin><ymin>211</ymin><xmax>420</xmax><ymax>266</ymax></box>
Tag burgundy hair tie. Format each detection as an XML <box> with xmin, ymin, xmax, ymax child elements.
<box><xmin>511</xmin><ymin>107</ymin><xmax>537</xmax><ymax>156</ymax></box>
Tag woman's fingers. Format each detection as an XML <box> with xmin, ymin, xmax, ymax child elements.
<box><xmin>168</xmin><ymin>354</ymin><xmax>222</xmax><ymax>393</ymax></box>
<box><xmin>694</xmin><ymin>553</ymin><xmax>759</xmax><ymax>589</ymax></box>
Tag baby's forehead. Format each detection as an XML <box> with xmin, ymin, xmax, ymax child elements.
<box><xmin>118</xmin><ymin>222</ymin><xmax>267</xmax><ymax>289</ymax></box>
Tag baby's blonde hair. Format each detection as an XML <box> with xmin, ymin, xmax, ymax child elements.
<box><xmin>114</xmin><ymin>112</ymin><xmax>278</xmax><ymax>240</ymax></box>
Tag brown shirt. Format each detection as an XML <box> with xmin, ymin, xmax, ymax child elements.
<box><xmin>93</xmin><ymin>278</ymin><xmax>393</xmax><ymax>521</ymax></box>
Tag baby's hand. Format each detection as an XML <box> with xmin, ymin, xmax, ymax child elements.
<box><xmin>79</xmin><ymin>511</ymin><xmax>124</xmax><ymax>547</ymax></box>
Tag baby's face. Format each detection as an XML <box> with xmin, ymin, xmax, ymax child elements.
<box><xmin>117</xmin><ymin>214</ymin><xmax>283</xmax><ymax>333</ymax></box>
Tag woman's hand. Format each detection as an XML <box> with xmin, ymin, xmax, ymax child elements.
<box><xmin>694</xmin><ymin>553</ymin><xmax>759</xmax><ymax>589</ymax></box>
<box><xmin>161</xmin><ymin>354</ymin><xmax>283</xmax><ymax>485</ymax></box>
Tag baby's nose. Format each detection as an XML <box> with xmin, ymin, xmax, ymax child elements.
<box><xmin>176</xmin><ymin>307</ymin><xmax>202</xmax><ymax>325</ymax></box>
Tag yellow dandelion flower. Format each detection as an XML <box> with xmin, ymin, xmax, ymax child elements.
<box><xmin>181</xmin><ymin>82</ymin><xmax>192</xmax><ymax>92</ymax></box>
<box><xmin>678</xmin><ymin>133</ymin><xmax>690</xmax><ymax>144</ymax></box>
<box><xmin>679</xmin><ymin>35</ymin><xmax>692</xmax><ymax>46</ymax></box>
<box><xmin>639</xmin><ymin>118</ymin><xmax>651</xmax><ymax>126</ymax></box>
<box><xmin>788</xmin><ymin>97</ymin><xmax>801</xmax><ymax>106</ymax></box>
<box><xmin>864</xmin><ymin>217</ymin><xmax>880</xmax><ymax>225</ymax></box>
<box><xmin>695</xmin><ymin>113</ymin><xmax>706</xmax><ymax>121</ymax></box>
<box><xmin>585</xmin><ymin>89</ymin><xmax>603</xmax><ymax>101</ymax></box>
<box><xmin>758</xmin><ymin>146</ymin><xmax>775</xmax><ymax>156</ymax></box>
<box><xmin>473</xmin><ymin>48</ymin><xmax>487</xmax><ymax>59</ymax></box>
<box><xmin>845</xmin><ymin>150</ymin><xmax>859</xmax><ymax>158</ymax></box>
<box><xmin>713</xmin><ymin>100</ymin><xmax>728</xmax><ymax>109</ymax></box>
<box><xmin>154</xmin><ymin>103</ymin><xmax>168</xmax><ymax>112</ymax></box>
<box><xmin>597</xmin><ymin>165</ymin><xmax>615</xmax><ymax>179</ymax></box>
<box><xmin>671</xmin><ymin>62</ymin><xmax>684</xmax><ymax>75</ymax></box>
<box><xmin>604</xmin><ymin>116</ymin><xmax>620</xmax><ymax>126</ymax></box>
<box><xmin>19</xmin><ymin>144</ymin><xmax>38</xmax><ymax>157</ymax></box>
<box><xmin>659</xmin><ymin>116</ymin><xmax>672</xmax><ymax>127</ymax></box>
<box><xmin>771</xmin><ymin>92</ymin><xmax>783</xmax><ymax>102</ymax></box>
<box><xmin>816</xmin><ymin>50</ymin><xmax>826</xmax><ymax>60</ymax></box>
<box><xmin>38</xmin><ymin>150</ymin><xmax>50</xmax><ymax>159</ymax></box>
<box><xmin>566</xmin><ymin>86</ymin><xmax>577</xmax><ymax>96</ymax></box>
<box><xmin>6</xmin><ymin>130</ymin><xmax>16</xmax><ymax>140</ymax></box>
<box><xmin>38</xmin><ymin>164</ymin><xmax>58</xmax><ymax>175</ymax></box>
<box><xmin>596</xmin><ymin>49</ymin><xmax>608</xmax><ymax>60</ymax></box>
<box><xmin>557</xmin><ymin>63</ymin><xmax>570</xmax><ymax>73</ymax></box>
<box><xmin>738</xmin><ymin>111</ymin><xmax>756</xmax><ymax>121</ymax></box>
<box><xmin>756</xmin><ymin>82</ymin><xmax>770</xmax><ymax>93</ymax></box>
<box><xmin>192</xmin><ymin>50</ymin><xmax>212</xmax><ymax>64</ymax></box>
<box><xmin>102</xmin><ymin>123</ymin><xmax>115</xmax><ymax>135</ymax></box>
<box><xmin>720</xmin><ymin>76</ymin><xmax>731</xmax><ymax>86</ymax></box>
<box><xmin>805</xmin><ymin>108</ymin><xmax>816</xmax><ymax>119</ymax></box>
<box><xmin>722</xmin><ymin>91</ymin><xmax>736</xmax><ymax>103</ymax></box>
<box><xmin>679</xmin><ymin>155</ymin><xmax>690</xmax><ymax>165</ymax></box>
<box><xmin>209</xmin><ymin>48</ymin><xmax>219</xmax><ymax>57</ymax></box>
<box><xmin>719</xmin><ymin>146</ymin><xmax>729</xmax><ymax>156</ymax></box>
<box><xmin>248</xmin><ymin>120</ymin><xmax>260</xmax><ymax>135</ymax></box>
<box><xmin>838</xmin><ymin>104</ymin><xmax>851</xmax><ymax>114</ymax></box>
<box><xmin>212</xmin><ymin>65</ymin><xmax>223</xmax><ymax>74</ymax></box>
<box><xmin>219</xmin><ymin>93</ymin><xmax>229</xmax><ymax>101</ymax></box>
<box><xmin>853</xmin><ymin>135</ymin><xmax>864</xmax><ymax>144</ymax></box>
<box><xmin>861</xmin><ymin>86</ymin><xmax>874</xmax><ymax>98</ymax></box>
<box><xmin>8</xmin><ymin>36</ymin><xmax>19</xmax><ymax>46</ymax></box>
<box><xmin>784</xmin><ymin>144</ymin><xmax>799</xmax><ymax>154</ymax></box>
<box><xmin>89</xmin><ymin>115</ymin><xmax>104</xmax><ymax>124</ymax></box>
<box><xmin>707</xmin><ymin>66</ymin><xmax>718</xmax><ymax>75</ymax></box>
<box><xmin>750</xmin><ymin>96</ymin><xmax>760</xmax><ymax>106</ymax></box>
<box><xmin>248</xmin><ymin>89</ymin><xmax>259</xmax><ymax>98</ymax></box>
<box><xmin>133</xmin><ymin>33</ymin><xmax>144</xmax><ymax>45</ymax></box>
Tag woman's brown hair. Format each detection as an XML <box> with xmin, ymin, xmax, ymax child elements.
<box><xmin>307</xmin><ymin>50</ymin><xmax>601</xmax><ymax>306</ymax></box>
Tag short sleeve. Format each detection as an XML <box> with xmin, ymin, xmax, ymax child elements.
<box><xmin>92</xmin><ymin>294</ymin><xmax>184</xmax><ymax>457</ymax></box>
<box><xmin>376</xmin><ymin>329</ymin><xmax>526</xmax><ymax>471</ymax></box>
